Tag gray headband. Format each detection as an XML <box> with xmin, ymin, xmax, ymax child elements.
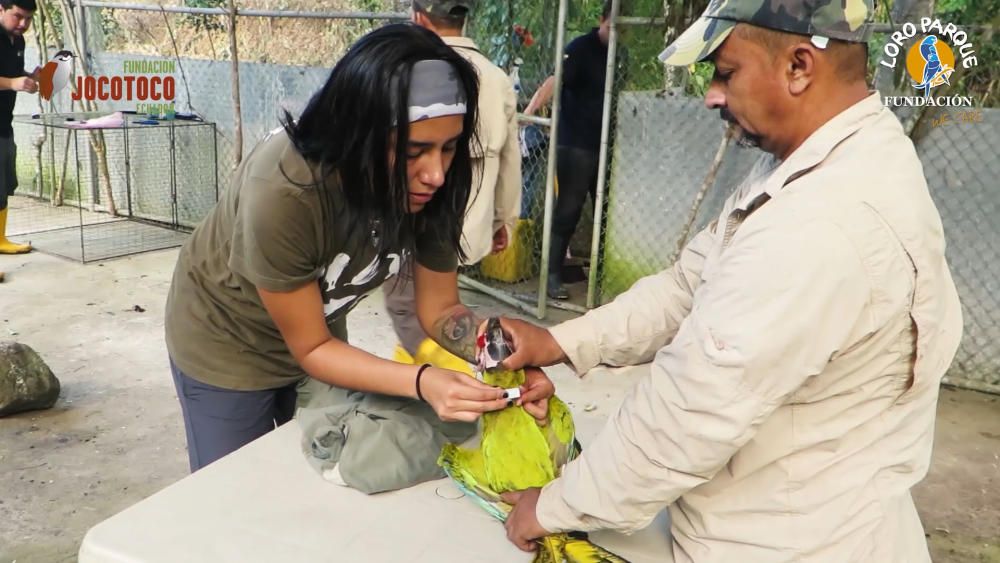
<box><xmin>393</xmin><ymin>59</ymin><xmax>468</xmax><ymax>124</ymax></box>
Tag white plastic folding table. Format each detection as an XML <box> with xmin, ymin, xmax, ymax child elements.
<box><xmin>78</xmin><ymin>416</ymin><xmax>673</xmax><ymax>562</ymax></box>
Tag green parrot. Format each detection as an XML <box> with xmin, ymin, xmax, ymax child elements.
<box><xmin>437</xmin><ymin>319</ymin><xmax>629</xmax><ymax>563</ymax></box>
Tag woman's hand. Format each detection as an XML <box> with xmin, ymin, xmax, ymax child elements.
<box><xmin>418</xmin><ymin>366</ymin><xmax>508</xmax><ymax>423</ymax></box>
<box><xmin>518</xmin><ymin>367</ymin><xmax>555</xmax><ymax>422</ymax></box>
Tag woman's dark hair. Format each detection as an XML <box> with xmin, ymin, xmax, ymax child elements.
<box><xmin>282</xmin><ymin>23</ymin><xmax>480</xmax><ymax>263</ymax></box>
<box><xmin>1</xmin><ymin>0</ymin><xmax>37</xmax><ymax>11</ymax></box>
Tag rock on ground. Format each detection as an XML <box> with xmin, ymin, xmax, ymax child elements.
<box><xmin>0</xmin><ymin>341</ymin><xmax>61</xmax><ymax>416</ymax></box>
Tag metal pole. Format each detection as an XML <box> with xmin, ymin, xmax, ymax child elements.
<box><xmin>212</xmin><ymin>123</ymin><xmax>219</xmax><ymax>204</ymax></box>
<box><xmin>586</xmin><ymin>0</ymin><xmax>621</xmax><ymax>309</ymax></box>
<box><xmin>80</xmin><ymin>1</ymin><xmax>409</xmax><ymax>20</ymax></box>
<box><xmin>238</xmin><ymin>8</ymin><xmax>407</xmax><ymax>19</ymax></box>
<box><xmin>124</xmin><ymin>118</ymin><xmax>132</xmax><ymax>218</ymax></box>
<box><xmin>547</xmin><ymin>299</ymin><xmax>588</xmax><ymax>314</ymax></box>
<box><xmin>81</xmin><ymin>1</ymin><xmax>215</xmax><ymax>14</ymax></box>
<box><xmin>537</xmin><ymin>0</ymin><xmax>568</xmax><ymax>320</ymax></box>
<box><xmin>75</xmin><ymin>131</ymin><xmax>85</xmax><ymax>262</ymax></box>
<box><xmin>457</xmin><ymin>275</ymin><xmax>539</xmax><ymax>317</ymax></box>
<box><xmin>516</xmin><ymin>114</ymin><xmax>551</xmax><ymax>127</ymax></box>
<box><xmin>617</xmin><ymin>16</ymin><xmax>665</xmax><ymax>26</ymax></box>
<box><xmin>170</xmin><ymin>122</ymin><xmax>178</xmax><ymax>228</ymax></box>
<box><xmin>75</xmin><ymin>0</ymin><xmax>90</xmax><ymax>71</ymax></box>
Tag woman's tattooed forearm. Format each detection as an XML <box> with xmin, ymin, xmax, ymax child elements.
<box><xmin>433</xmin><ymin>308</ymin><xmax>481</xmax><ymax>363</ymax></box>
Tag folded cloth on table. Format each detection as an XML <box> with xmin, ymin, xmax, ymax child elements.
<box><xmin>295</xmin><ymin>376</ymin><xmax>477</xmax><ymax>494</ymax></box>
<box><xmin>65</xmin><ymin>111</ymin><xmax>125</xmax><ymax>129</ymax></box>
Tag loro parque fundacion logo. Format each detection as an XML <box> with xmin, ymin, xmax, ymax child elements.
<box><xmin>879</xmin><ymin>17</ymin><xmax>980</xmax><ymax>108</ymax></box>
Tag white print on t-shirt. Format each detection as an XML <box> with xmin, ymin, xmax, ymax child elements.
<box><xmin>321</xmin><ymin>252</ymin><xmax>403</xmax><ymax>317</ymax></box>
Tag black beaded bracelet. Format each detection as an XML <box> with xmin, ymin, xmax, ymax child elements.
<box><xmin>415</xmin><ymin>363</ymin><xmax>432</xmax><ymax>402</ymax></box>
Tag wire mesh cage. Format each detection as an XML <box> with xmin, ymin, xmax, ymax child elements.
<box><xmin>913</xmin><ymin>107</ymin><xmax>1000</xmax><ymax>393</ymax></box>
<box><xmin>82</xmin><ymin>2</ymin><xmax>401</xmax><ymax>197</ymax></box>
<box><xmin>459</xmin><ymin>116</ymin><xmax>550</xmax><ymax>305</ymax></box>
<box><xmin>458</xmin><ymin>0</ymin><xmax>627</xmax><ymax>314</ymax></box>
<box><xmin>450</xmin><ymin>0</ymin><xmax>561</xmax><ymax>312</ymax></box>
<box><xmin>7</xmin><ymin>112</ymin><xmax>217</xmax><ymax>263</ymax></box>
<box><xmin>595</xmin><ymin>0</ymin><xmax>751</xmax><ymax>305</ymax></box>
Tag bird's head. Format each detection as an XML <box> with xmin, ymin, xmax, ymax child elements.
<box><xmin>53</xmin><ymin>50</ymin><xmax>75</xmax><ymax>63</ymax></box>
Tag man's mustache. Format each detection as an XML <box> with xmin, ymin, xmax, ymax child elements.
<box><xmin>720</xmin><ymin>108</ymin><xmax>738</xmax><ymax>126</ymax></box>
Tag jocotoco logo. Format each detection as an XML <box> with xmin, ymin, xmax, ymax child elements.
<box><xmin>73</xmin><ymin>59</ymin><xmax>177</xmax><ymax>116</ymax></box>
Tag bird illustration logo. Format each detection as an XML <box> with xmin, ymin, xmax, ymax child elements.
<box><xmin>39</xmin><ymin>50</ymin><xmax>75</xmax><ymax>101</ymax></box>
<box><xmin>907</xmin><ymin>36</ymin><xmax>956</xmax><ymax>97</ymax></box>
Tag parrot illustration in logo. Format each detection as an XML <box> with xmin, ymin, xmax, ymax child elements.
<box><xmin>38</xmin><ymin>50</ymin><xmax>75</xmax><ymax>101</ymax></box>
<box><xmin>912</xmin><ymin>36</ymin><xmax>954</xmax><ymax>97</ymax></box>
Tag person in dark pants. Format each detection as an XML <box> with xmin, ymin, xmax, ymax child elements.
<box><xmin>0</xmin><ymin>0</ymin><xmax>39</xmax><ymax>282</ymax></box>
<box><xmin>525</xmin><ymin>0</ymin><xmax>620</xmax><ymax>300</ymax></box>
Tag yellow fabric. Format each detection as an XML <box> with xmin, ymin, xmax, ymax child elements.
<box><xmin>394</xmin><ymin>338</ymin><xmax>474</xmax><ymax>377</ymax></box>
<box><xmin>480</xmin><ymin>218</ymin><xmax>539</xmax><ymax>283</ymax></box>
<box><xmin>0</xmin><ymin>208</ymin><xmax>31</xmax><ymax>254</ymax></box>
<box><xmin>440</xmin><ymin>36</ymin><xmax>521</xmax><ymax>266</ymax></box>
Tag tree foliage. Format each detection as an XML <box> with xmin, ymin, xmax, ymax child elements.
<box><xmin>934</xmin><ymin>0</ymin><xmax>999</xmax><ymax>105</ymax></box>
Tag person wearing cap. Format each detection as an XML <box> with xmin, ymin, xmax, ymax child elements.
<box><xmin>383</xmin><ymin>0</ymin><xmax>523</xmax><ymax>374</ymax></box>
<box><xmin>494</xmin><ymin>0</ymin><xmax>963</xmax><ymax>560</ymax></box>
<box><xmin>163</xmin><ymin>24</ymin><xmax>554</xmax><ymax>473</ymax></box>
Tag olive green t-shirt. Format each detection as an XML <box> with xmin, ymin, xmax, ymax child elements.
<box><xmin>165</xmin><ymin>128</ymin><xmax>457</xmax><ymax>390</ymax></box>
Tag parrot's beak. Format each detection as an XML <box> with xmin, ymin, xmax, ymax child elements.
<box><xmin>475</xmin><ymin>317</ymin><xmax>513</xmax><ymax>372</ymax></box>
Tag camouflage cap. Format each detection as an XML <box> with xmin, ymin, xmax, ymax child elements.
<box><xmin>659</xmin><ymin>0</ymin><xmax>875</xmax><ymax>67</ymax></box>
<box><xmin>412</xmin><ymin>0</ymin><xmax>474</xmax><ymax>18</ymax></box>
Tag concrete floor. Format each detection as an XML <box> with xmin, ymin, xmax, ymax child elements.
<box><xmin>0</xmin><ymin>248</ymin><xmax>998</xmax><ymax>563</ymax></box>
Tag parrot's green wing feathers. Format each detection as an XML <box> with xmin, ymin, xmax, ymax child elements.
<box><xmin>563</xmin><ymin>534</ymin><xmax>632</xmax><ymax>563</ymax></box>
<box><xmin>437</xmin><ymin>358</ymin><xmax>630</xmax><ymax>563</ymax></box>
<box><xmin>533</xmin><ymin>535</ymin><xmax>566</xmax><ymax>563</ymax></box>
<box><xmin>437</xmin><ymin>443</ymin><xmax>510</xmax><ymax>522</ymax></box>
<box><xmin>481</xmin><ymin>405</ymin><xmax>559</xmax><ymax>491</ymax></box>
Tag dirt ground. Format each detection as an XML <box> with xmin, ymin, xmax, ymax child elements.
<box><xmin>1</xmin><ymin>248</ymin><xmax>998</xmax><ymax>563</ymax></box>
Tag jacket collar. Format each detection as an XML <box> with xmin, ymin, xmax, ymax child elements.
<box><xmin>734</xmin><ymin>92</ymin><xmax>885</xmax><ymax>212</ymax></box>
<box><xmin>441</xmin><ymin>35</ymin><xmax>481</xmax><ymax>53</ymax></box>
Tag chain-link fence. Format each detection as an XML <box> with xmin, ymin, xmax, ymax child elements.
<box><xmin>79</xmin><ymin>0</ymin><xmax>407</xmax><ymax>198</ymax></box>
<box><xmin>456</xmin><ymin>0</ymin><xmax>638</xmax><ymax>317</ymax></box>
<box><xmin>8</xmin><ymin>109</ymin><xmax>217</xmax><ymax>262</ymax></box>
<box><xmin>453</xmin><ymin>0</ymin><xmax>560</xmax><ymax>316</ymax></box>
<box><xmin>592</xmin><ymin>7</ymin><xmax>1000</xmax><ymax>393</ymax></box>
<box><xmin>11</xmin><ymin>1</ymin><xmax>402</xmax><ymax>261</ymax></box>
<box><xmin>912</xmin><ymin>106</ymin><xmax>1000</xmax><ymax>393</ymax></box>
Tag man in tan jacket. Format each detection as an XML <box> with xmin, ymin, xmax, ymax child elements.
<box><xmin>496</xmin><ymin>0</ymin><xmax>964</xmax><ymax>561</ymax></box>
<box><xmin>384</xmin><ymin>0</ymin><xmax>521</xmax><ymax>365</ymax></box>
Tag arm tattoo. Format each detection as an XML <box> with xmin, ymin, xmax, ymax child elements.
<box><xmin>432</xmin><ymin>308</ymin><xmax>481</xmax><ymax>364</ymax></box>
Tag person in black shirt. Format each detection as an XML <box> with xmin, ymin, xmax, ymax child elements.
<box><xmin>525</xmin><ymin>1</ymin><xmax>617</xmax><ymax>300</ymax></box>
<box><xmin>0</xmin><ymin>0</ymin><xmax>38</xmax><ymax>269</ymax></box>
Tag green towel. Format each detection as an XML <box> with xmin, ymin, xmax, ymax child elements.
<box><xmin>296</xmin><ymin>377</ymin><xmax>477</xmax><ymax>494</ymax></box>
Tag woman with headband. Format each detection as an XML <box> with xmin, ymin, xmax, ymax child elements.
<box><xmin>163</xmin><ymin>24</ymin><xmax>554</xmax><ymax>473</ymax></box>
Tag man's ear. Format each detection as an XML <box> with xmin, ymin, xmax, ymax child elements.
<box><xmin>786</xmin><ymin>43</ymin><xmax>818</xmax><ymax>96</ymax></box>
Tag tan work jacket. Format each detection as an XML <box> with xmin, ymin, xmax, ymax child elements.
<box><xmin>443</xmin><ymin>36</ymin><xmax>522</xmax><ymax>265</ymax></box>
<box><xmin>539</xmin><ymin>93</ymin><xmax>963</xmax><ymax>562</ymax></box>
